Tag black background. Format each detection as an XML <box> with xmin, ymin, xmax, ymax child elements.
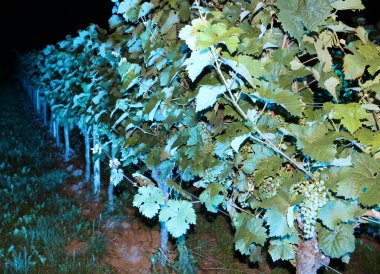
<box><xmin>0</xmin><ymin>0</ymin><xmax>378</xmax><ymax>78</ymax></box>
<box><xmin>0</xmin><ymin>0</ymin><xmax>113</xmax><ymax>78</ymax></box>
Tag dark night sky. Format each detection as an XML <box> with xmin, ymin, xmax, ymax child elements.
<box><xmin>0</xmin><ymin>0</ymin><xmax>378</xmax><ymax>79</ymax></box>
<box><xmin>0</xmin><ymin>0</ymin><xmax>113</xmax><ymax>78</ymax></box>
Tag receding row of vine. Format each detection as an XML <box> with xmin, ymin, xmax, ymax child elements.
<box><xmin>18</xmin><ymin>0</ymin><xmax>380</xmax><ymax>272</ymax></box>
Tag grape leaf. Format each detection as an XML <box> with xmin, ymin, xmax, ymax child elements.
<box><xmin>183</xmin><ymin>49</ymin><xmax>213</xmax><ymax>81</ymax></box>
<box><xmin>249</xmin><ymin>244</ymin><xmax>263</xmax><ymax>263</ymax></box>
<box><xmin>110</xmin><ymin>168</ymin><xmax>124</xmax><ymax>186</ymax></box>
<box><xmin>287</xmin><ymin>123</ymin><xmax>337</xmax><ymax>162</ymax></box>
<box><xmin>354</xmin><ymin>128</ymin><xmax>380</xmax><ymax>152</ymax></box>
<box><xmin>197</xmin><ymin>22</ymin><xmax>242</xmax><ymax>53</ymax></box>
<box><xmin>336</xmin><ymin>154</ymin><xmax>380</xmax><ymax>206</ymax></box>
<box><xmin>242</xmin><ymin>144</ymin><xmax>273</xmax><ymax>174</ymax></box>
<box><xmin>330</xmin><ymin>0</ymin><xmax>365</xmax><ymax>10</ymax></box>
<box><xmin>199</xmin><ymin>182</ymin><xmax>224</xmax><ymax>213</ymax></box>
<box><xmin>318</xmin><ymin>224</ymin><xmax>355</xmax><ymax>258</ymax></box>
<box><xmin>195</xmin><ymin>85</ymin><xmax>226</xmax><ymax>112</ymax></box>
<box><xmin>231</xmin><ymin>134</ymin><xmax>250</xmax><ymax>153</ymax></box>
<box><xmin>133</xmin><ymin>185</ymin><xmax>165</xmax><ymax>218</ymax></box>
<box><xmin>179</xmin><ymin>18</ymin><xmax>206</xmax><ymax>51</ymax></box>
<box><xmin>138</xmin><ymin>2</ymin><xmax>154</xmax><ymax>19</ymax></box>
<box><xmin>117</xmin><ymin>0</ymin><xmax>139</xmax><ymax>14</ymax></box>
<box><xmin>276</xmin><ymin>0</ymin><xmax>333</xmax><ymax>41</ymax></box>
<box><xmin>323</xmin><ymin>76</ymin><xmax>340</xmax><ymax>100</ymax></box>
<box><xmin>159</xmin><ymin>200</ymin><xmax>196</xmax><ymax>238</ymax></box>
<box><xmin>317</xmin><ymin>200</ymin><xmax>358</xmax><ymax>230</ymax></box>
<box><xmin>160</xmin><ymin>10</ymin><xmax>179</xmax><ymax>34</ymax></box>
<box><xmin>330</xmin><ymin>103</ymin><xmax>368</xmax><ymax>134</ymax></box>
<box><xmin>253</xmin><ymin>82</ymin><xmax>304</xmax><ymax>117</ymax></box>
<box><xmin>269</xmin><ymin>233</ymin><xmax>298</xmax><ymax>262</ymax></box>
<box><xmin>260</xmin><ymin>189</ymin><xmax>297</xmax><ymax>214</ymax></box>
<box><xmin>344</xmin><ymin>41</ymin><xmax>380</xmax><ymax>80</ymax></box>
<box><xmin>265</xmin><ymin>207</ymin><xmax>293</xmax><ymax>237</ymax></box>
<box><xmin>234</xmin><ymin>213</ymin><xmax>268</xmax><ymax>255</ymax></box>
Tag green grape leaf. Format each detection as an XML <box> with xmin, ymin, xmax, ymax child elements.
<box><xmin>242</xmin><ymin>144</ymin><xmax>273</xmax><ymax>174</ymax></box>
<box><xmin>183</xmin><ymin>49</ymin><xmax>213</xmax><ymax>81</ymax></box>
<box><xmin>199</xmin><ymin>182</ymin><xmax>224</xmax><ymax>213</ymax></box>
<box><xmin>117</xmin><ymin>0</ymin><xmax>139</xmax><ymax>14</ymax></box>
<box><xmin>138</xmin><ymin>2</ymin><xmax>154</xmax><ymax>19</ymax></box>
<box><xmin>92</xmin><ymin>90</ymin><xmax>107</xmax><ymax>105</ymax></box>
<box><xmin>179</xmin><ymin>18</ymin><xmax>206</xmax><ymax>51</ymax></box>
<box><xmin>265</xmin><ymin>207</ymin><xmax>293</xmax><ymax>237</ymax></box>
<box><xmin>315</xmin><ymin>38</ymin><xmax>333</xmax><ymax>73</ymax></box>
<box><xmin>323</xmin><ymin>76</ymin><xmax>340</xmax><ymax>101</ymax></box>
<box><xmin>234</xmin><ymin>213</ymin><xmax>268</xmax><ymax>255</ymax></box>
<box><xmin>318</xmin><ymin>224</ymin><xmax>355</xmax><ymax>258</ymax></box>
<box><xmin>231</xmin><ymin>133</ymin><xmax>250</xmax><ymax>153</ymax></box>
<box><xmin>117</xmin><ymin>0</ymin><xmax>140</xmax><ymax>21</ymax></box>
<box><xmin>336</xmin><ymin>154</ymin><xmax>380</xmax><ymax>206</ymax></box>
<box><xmin>223</xmin><ymin>55</ymin><xmax>267</xmax><ymax>85</ymax></box>
<box><xmin>159</xmin><ymin>200</ymin><xmax>196</xmax><ymax>238</ymax></box>
<box><xmin>343</xmin><ymin>49</ymin><xmax>366</xmax><ymax>80</ymax></box>
<box><xmin>197</xmin><ymin>22</ymin><xmax>242</xmax><ymax>53</ymax></box>
<box><xmin>276</xmin><ymin>0</ymin><xmax>333</xmax><ymax>41</ymax></box>
<box><xmin>160</xmin><ymin>10</ymin><xmax>180</xmax><ymax>34</ymax></box>
<box><xmin>110</xmin><ymin>168</ymin><xmax>124</xmax><ymax>186</ymax></box>
<box><xmin>330</xmin><ymin>103</ymin><xmax>368</xmax><ymax>134</ymax></box>
<box><xmin>253</xmin><ymin>82</ymin><xmax>304</xmax><ymax>117</ymax></box>
<box><xmin>354</xmin><ymin>128</ymin><xmax>380</xmax><ymax>152</ymax></box>
<box><xmin>344</xmin><ymin>41</ymin><xmax>380</xmax><ymax>80</ymax></box>
<box><xmin>269</xmin><ymin>239</ymin><xmax>296</xmax><ymax>262</ymax></box>
<box><xmin>260</xmin><ymin>189</ymin><xmax>297</xmax><ymax>214</ymax></box>
<box><xmin>317</xmin><ymin>200</ymin><xmax>358</xmax><ymax>230</ymax></box>
<box><xmin>287</xmin><ymin>123</ymin><xmax>337</xmax><ymax>162</ymax></box>
<box><xmin>167</xmin><ymin>180</ymin><xmax>191</xmax><ymax>200</ymax></box>
<box><xmin>195</xmin><ymin>85</ymin><xmax>226</xmax><ymax>112</ymax></box>
<box><xmin>133</xmin><ymin>185</ymin><xmax>165</xmax><ymax>218</ymax></box>
<box><xmin>330</xmin><ymin>0</ymin><xmax>365</xmax><ymax>10</ymax></box>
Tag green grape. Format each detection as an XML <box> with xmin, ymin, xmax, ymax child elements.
<box><xmin>199</xmin><ymin>123</ymin><xmax>214</xmax><ymax>155</ymax></box>
<box><xmin>259</xmin><ymin>177</ymin><xmax>282</xmax><ymax>200</ymax></box>
<box><xmin>297</xmin><ymin>180</ymin><xmax>327</xmax><ymax>239</ymax></box>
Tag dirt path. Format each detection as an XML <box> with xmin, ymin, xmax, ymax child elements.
<box><xmin>0</xmin><ymin>80</ymin><xmax>161</xmax><ymax>273</ymax></box>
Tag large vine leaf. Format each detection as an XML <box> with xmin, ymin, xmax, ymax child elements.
<box><xmin>344</xmin><ymin>40</ymin><xmax>380</xmax><ymax>80</ymax></box>
<box><xmin>276</xmin><ymin>0</ymin><xmax>333</xmax><ymax>41</ymax></box>
<box><xmin>318</xmin><ymin>224</ymin><xmax>355</xmax><ymax>258</ymax></box>
<box><xmin>268</xmin><ymin>232</ymin><xmax>299</xmax><ymax>262</ymax></box>
<box><xmin>159</xmin><ymin>200</ymin><xmax>196</xmax><ymax>238</ymax></box>
<box><xmin>252</xmin><ymin>83</ymin><xmax>304</xmax><ymax>117</ymax></box>
<box><xmin>195</xmin><ymin>85</ymin><xmax>226</xmax><ymax>112</ymax></box>
<box><xmin>183</xmin><ymin>49</ymin><xmax>213</xmax><ymax>81</ymax></box>
<box><xmin>265</xmin><ymin>207</ymin><xmax>293</xmax><ymax>237</ymax></box>
<box><xmin>287</xmin><ymin>123</ymin><xmax>338</xmax><ymax>162</ymax></box>
<box><xmin>133</xmin><ymin>185</ymin><xmax>165</xmax><ymax>218</ymax></box>
<box><xmin>330</xmin><ymin>103</ymin><xmax>368</xmax><ymax>134</ymax></box>
<box><xmin>330</xmin><ymin>0</ymin><xmax>364</xmax><ymax>10</ymax></box>
<box><xmin>317</xmin><ymin>200</ymin><xmax>358</xmax><ymax>230</ymax></box>
<box><xmin>335</xmin><ymin>154</ymin><xmax>380</xmax><ymax>206</ymax></box>
<box><xmin>197</xmin><ymin>22</ymin><xmax>242</xmax><ymax>53</ymax></box>
<box><xmin>234</xmin><ymin>213</ymin><xmax>268</xmax><ymax>255</ymax></box>
<box><xmin>354</xmin><ymin>128</ymin><xmax>380</xmax><ymax>152</ymax></box>
<box><xmin>199</xmin><ymin>182</ymin><xmax>224</xmax><ymax>213</ymax></box>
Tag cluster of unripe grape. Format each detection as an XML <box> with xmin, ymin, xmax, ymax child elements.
<box><xmin>199</xmin><ymin>123</ymin><xmax>214</xmax><ymax>155</ymax></box>
<box><xmin>296</xmin><ymin>180</ymin><xmax>328</xmax><ymax>238</ymax></box>
<box><xmin>259</xmin><ymin>176</ymin><xmax>281</xmax><ymax>199</ymax></box>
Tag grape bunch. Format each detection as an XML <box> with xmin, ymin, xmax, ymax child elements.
<box><xmin>259</xmin><ymin>177</ymin><xmax>281</xmax><ymax>200</ymax></box>
<box><xmin>296</xmin><ymin>180</ymin><xmax>328</xmax><ymax>239</ymax></box>
<box><xmin>199</xmin><ymin>123</ymin><xmax>214</xmax><ymax>155</ymax></box>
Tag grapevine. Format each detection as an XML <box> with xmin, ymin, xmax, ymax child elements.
<box><xmin>17</xmin><ymin>0</ymin><xmax>380</xmax><ymax>273</ymax></box>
